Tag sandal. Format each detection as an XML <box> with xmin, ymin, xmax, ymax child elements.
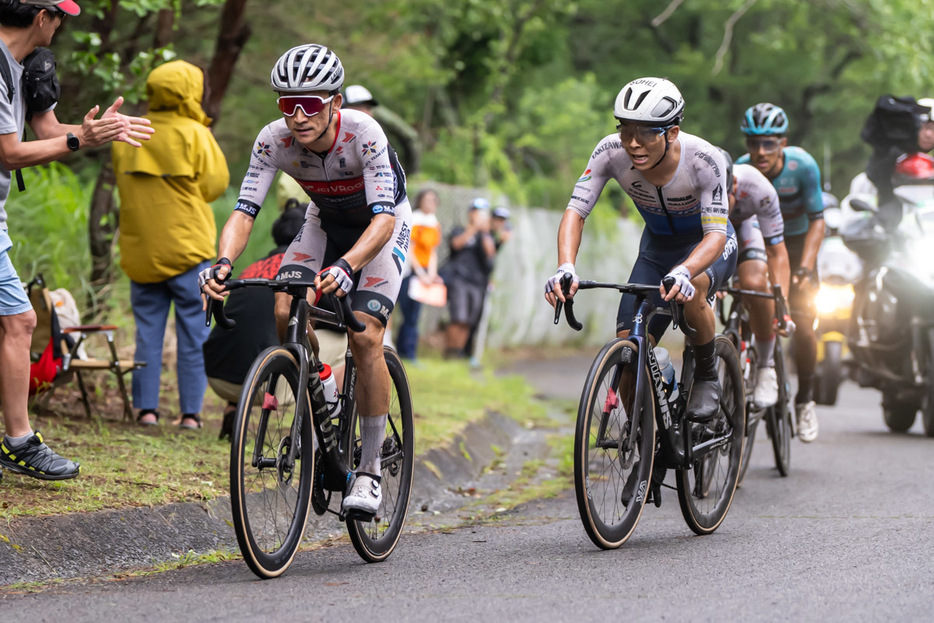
<box><xmin>179</xmin><ymin>414</ymin><xmax>203</xmax><ymax>430</ymax></box>
<box><xmin>137</xmin><ymin>410</ymin><xmax>160</xmax><ymax>426</ymax></box>
<box><xmin>219</xmin><ymin>403</ymin><xmax>236</xmax><ymax>441</ymax></box>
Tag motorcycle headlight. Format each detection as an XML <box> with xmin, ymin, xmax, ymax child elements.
<box><xmin>905</xmin><ymin>239</ymin><xmax>934</xmax><ymax>287</ymax></box>
<box><xmin>815</xmin><ymin>283</ymin><xmax>855</xmax><ymax>316</ymax></box>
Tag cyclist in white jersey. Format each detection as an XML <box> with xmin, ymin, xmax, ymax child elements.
<box><xmin>723</xmin><ymin>151</ymin><xmax>792</xmax><ymax>408</ymax></box>
<box><xmin>201</xmin><ymin>44</ymin><xmax>412</xmax><ymax>516</ymax></box>
<box><xmin>545</xmin><ymin>77</ymin><xmax>738</xmax><ymax>426</ymax></box>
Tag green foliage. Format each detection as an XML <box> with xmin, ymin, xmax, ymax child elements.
<box><xmin>6</xmin><ymin>164</ymin><xmax>93</xmax><ymax>295</ymax></box>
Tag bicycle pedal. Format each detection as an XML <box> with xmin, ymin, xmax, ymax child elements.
<box><xmin>342</xmin><ymin>508</ymin><xmax>377</xmax><ymax>523</ymax></box>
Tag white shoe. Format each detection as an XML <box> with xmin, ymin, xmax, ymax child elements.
<box><xmin>795</xmin><ymin>401</ymin><xmax>819</xmax><ymax>443</ymax></box>
<box><xmin>342</xmin><ymin>473</ymin><xmax>382</xmax><ymax>515</ymax></box>
<box><xmin>753</xmin><ymin>367</ymin><xmax>779</xmax><ymax>409</ymax></box>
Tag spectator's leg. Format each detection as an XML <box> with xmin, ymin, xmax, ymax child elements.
<box><xmin>0</xmin><ymin>309</ymin><xmax>38</xmax><ymax>437</ymax></box>
<box><xmin>169</xmin><ymin>262</ymin><xmax>211</xmax><ymax>417</ymax></box>
<box><xmin>130</xmin><ymin>279</ymin><xmax>171</xmax><ymax>416</ymax></box>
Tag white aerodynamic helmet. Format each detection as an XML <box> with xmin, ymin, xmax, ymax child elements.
<box><xmin>271</xmin><ymin>44</ymin><xmax>344</xmax><ymax>94</ymax></box>
<box><xmin>614</xmin><ymin>77</ymin><xmax>685</xmax><ymax>126</ymax></box>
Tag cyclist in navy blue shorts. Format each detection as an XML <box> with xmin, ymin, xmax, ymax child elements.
<box><xmin>545</xmin><ymin>77</ymin><xmax>737</xmax><ymax>424</ymax></box>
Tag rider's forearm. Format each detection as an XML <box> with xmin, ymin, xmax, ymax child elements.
<box><xmin>216</xmin><ymin>211</ymin><xmax>256</xmax><ymax>264</ymax></box>
<box><xmin>799</xmin><ymin>219</ymin><xmax>826</xmax><ymax>271</ymax></box>
<box><xmin>766</xmin><ymin>242</ymin><xmax>791</xmax><ymax>297</ymax></box>
<box><xmin>556</xmin><ymin>210</ymin><xmax>585</xmax><ymax>266</ymax></box>
<box><xmin>680</xmin><ymin>232</ymin><xmax>726</xmax><ymax>278</ymax></box>
<box><xmin>342</xmin><ymin>213</ymin><xmax>395</xmax><ymax>271</ymax></box>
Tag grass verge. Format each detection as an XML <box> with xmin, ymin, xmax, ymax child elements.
<box><xmin>0</xmin><ymin>354</ymin><xmax>548</xmax><ymax>519</ymax></box>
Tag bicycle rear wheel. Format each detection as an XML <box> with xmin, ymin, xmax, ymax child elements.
<box><xmin>346</xmin><ymin>347</ymin><xmax>415</xmax><ymax>562</ymax></box>
<box><xmin>230</xmin><ymin>347</ymin><xmax>314</xmax><ymax>579</ymax></box>
<box><xmin>676</xmin><ymin>335</ymin><xmax>745</xmax><ymax>535</ymax></box>
<box><xmin>765</xmin><ymin>339</ymin><xmax>792</xmax><ymax>476</ymax></box>
<box><xmin>574</xmin><ymin>339</ymin><xmax>655</xmax><ymax>549</ymax></box>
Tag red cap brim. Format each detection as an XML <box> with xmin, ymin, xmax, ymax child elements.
<box><xmin>58</xmin><ymin>0</ymin><xmax>81</xmax><ymax>16</ymax></box>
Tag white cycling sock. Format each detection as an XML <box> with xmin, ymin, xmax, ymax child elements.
<box><xmin>358</xmin><ymin>414</ymin><xmax>387</xmax><ymax>475</ymax></box>
<box><xmin>757</xmin><ymin>335</ymin><xmax>776</xmax><ymax>369</ymax></box>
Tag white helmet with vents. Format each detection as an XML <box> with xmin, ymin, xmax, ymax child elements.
<box><xmin>614</xmin><ymin>77</ymin><xmax>684</xmax><ymax>126</ymax></box>
<box><xmin>271</xmin><ymin>44</ymin><xmax>344</xmax><ymax>94</ymax></box>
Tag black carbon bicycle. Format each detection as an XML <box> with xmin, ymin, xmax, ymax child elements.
<box><xmin>208</xmin><ymin>279</ymin><xmax>414</xmax><ymax>579</ymax></box>
<box><xmin>718</xmin><ymin>284</ymin><xmax>793</xmax><ymax>482</ymax></box>
<box><xmin>555</xmin><ymin>276</ymin><xmax>745</xmax><ymax>549</ymax></box>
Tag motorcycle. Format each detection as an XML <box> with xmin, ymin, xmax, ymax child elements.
<box><xmin>813</xmin><ymin>201</ymin><xmax>862</xmax><ymax>406</ymax></box>
<box><xmin>841</xmin><ymin>153</ymin><xmax>934</xmax><ymax>434</ymax></box>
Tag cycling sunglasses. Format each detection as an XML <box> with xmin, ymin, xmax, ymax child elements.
<box><xmin>745</xmin><ymin>136</ymin><xmax>783</xmax><ymax>154</ymax></box>
<box><xmin>616</xmin><ymin>123</ymin><xmax>670</xmax><ymax>143</ymax></box>
<box><xmin>277</xmin><ymin>95</ymin><xmax>335</xmax><ymax>118</ymax></box>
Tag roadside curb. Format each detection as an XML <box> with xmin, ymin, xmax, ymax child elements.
<box><xmin>0</xmin><ymin>410</ymin><xmax>530</xmax><ymax>587</ymax></box>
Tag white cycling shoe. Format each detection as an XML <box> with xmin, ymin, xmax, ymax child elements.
<box><xmin>342</xmin><ymin>472</ymin><xmax>382</xmax><ymax>515</ymax></box>
<box><xmin>753</xmin><ymin>367</ymin><xmax>779</xmax><ymax>409</ymax></box>
<box><xmin>795</xmin><ymin>401</ymin><xmax>819</xmax><ymax>443</ymax></box>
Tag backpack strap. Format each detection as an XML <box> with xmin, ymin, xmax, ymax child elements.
<box><xmin>0</xmin><ymin>51</ymin><xmax>25</xmax><ymax>192</ymax></box>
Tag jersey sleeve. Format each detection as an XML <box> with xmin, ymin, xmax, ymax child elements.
<box><xmin>234</xmin><ymin>124</ymin><xmax>281</xmax><ymax>218</ymax></box>
<box><xmin>800</xmin><ymin>151</ymin><xmax>824</xmax><ymax>220</ymax></box>
<box><xmin>737</xmin><ymin>164</ymin><xmax>784</xmax><ymax>245</ymax></box>
<box><xmin>566</xmin><ymin>136</ymin><xmax>617</xmax><ymax>220</ymax></box>
<box><xmin>697</xmin><ymin>148</ymin><xmax>729</xmax><ymax>236</ymax></box>
<box><xmin>359</xmin><ymin>119</ymin><xmax>397</xmax><ymax>217</ymax></box>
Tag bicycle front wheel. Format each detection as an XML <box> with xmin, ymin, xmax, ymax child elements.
<box><xmin>346</xmin><ymin>347</ymin><xmax>415</xmax><ymax>562</ymax></box>
<box><xmin>677</xmin><ymin>335</ymin><xmax>745</xmax><ymax>535</ymax></box>
<box><xmin>736</xmin><ymin>342</ymin><xmax>759</xmax><ymax>487</ymax></box>
<box><xmin>574</xmin><ymin>339</ymin><xmax>655</xmax><ymax>549</ymax></box>
<box><xmin>766</xmin><ymin>339</ymin><xmax>792</xmax><ymax>476</ymax></box>
<box><xmin>230</xmin><ymin>347</ymin><xmax>314</xmax><ymax>579</ymax></box>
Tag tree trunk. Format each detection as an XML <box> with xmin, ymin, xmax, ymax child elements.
<box><xmin>205</xmin><ymin>0</ymin><xmax>251</xmax><ymax>125</ymax></box>
<box><xmin>86</xmin><ymin>162</ymin><xmax>117</xmax><ymax>320</ymax></box>
<box><xmin>153</xmin><ymin>9</ymin><xmax>175</xmax><ymax>49</ymax></box>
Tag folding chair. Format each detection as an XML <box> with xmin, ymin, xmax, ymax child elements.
<box><xmin>27</xmin><ymin>274</ymin><xmax>145</xmax><ymax>421</ymax></box>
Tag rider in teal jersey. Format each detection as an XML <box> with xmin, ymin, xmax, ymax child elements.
<box><xmin>737</xmin><ymin>103</ymin><xmax>824</xmax><ymax>443</ymax></box>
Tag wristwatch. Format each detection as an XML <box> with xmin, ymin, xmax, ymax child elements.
<box><xmin>66</xmin><ymin>132</ymin><xmax>80</xmax><ymax>152</ymax></box>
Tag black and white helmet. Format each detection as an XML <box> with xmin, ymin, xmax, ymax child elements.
<box><xmin>271</xmin><ymin>44</ymin><xmax>344</xmax><ymax>94</ymax></box>
<box><xmin>614</xmin><ymin>77</ymin><xmax>684</xmax><ymax>126</ymax></box>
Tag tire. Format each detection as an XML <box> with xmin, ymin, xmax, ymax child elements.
<box><xmin>765</xmin><ymin>339</ymin><xmax>792</xmax><ymax>476</ymax></box>
<box><xmin>574</xmin><ymin>339</ymin><xmax>655</xmax><ymax>549</ymax></box>
<box><xmin>737</xmin><ymin>343</ymin><xmax>759</xmax><ymax>487</ymax></box>
<box><xmin>883</xmin><ymin>391</ymin><xmax>917</xmax><ymax>433</ymax></box>
<box><xmin>230</xmin><ymin>347</ymin><xmax>314</xmax><ymax>579</ymax></box>
<box><xmin>346</xmin><ymin>347</ymin><xmax>415</xmax><ymax>562</ymax></box>
<box><xmin>815</xmin><ymin>341</ymin><xmax>843</xmax><ymax>406</ymax></box>
<box><xmin>921</xmin><ymin>330</ymin><xmax>934</xmax><ymax>437</ymax></box>
<box><xmin>677</xmin><ymin>335</ymin><xmax>745</xmax><ymax>535</ymax></box>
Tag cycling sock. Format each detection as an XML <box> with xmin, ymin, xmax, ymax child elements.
<box><xmin>795</xmin><ymin>375</ymin><xmax>814</xmax><ymax>404</ymax></box>
<box><xmin>4</xmin><ymin>431</ymin><xmax>34</xmax><ymax>448</ymax></box>
<box><xmin>692</xmin><ymin>339</ymin><xmax>718</xmax><ymax>380</ymax></box>
<box><xmin>757</xmin><ymin>336</ymin><xmax>776</xmax><ymax>368</ymax></box>
<box><xmin>358</xmin><ymin>413</ymin><xmax>387</xmax><ymax>475</ymax></box>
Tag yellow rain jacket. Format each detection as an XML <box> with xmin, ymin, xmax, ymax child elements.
<box><xmin>112</xmin><ymin>60</ymin><xmax>229</xmax><ymax>283</ymax></box>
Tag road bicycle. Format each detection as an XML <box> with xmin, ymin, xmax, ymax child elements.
<box><xmin>717</xmin><ymin>285</ymin><xmax>793</xmax><ymax>482</ymax></box>
<box><xmin>207</xmin><ymin>279</ymin><xmax>414</xmax><ymax>579</ymax></box>
<box><xmin>555</xmin><ymin>277</ymin><xmax>745</xmax><ymax>549</ymax></box>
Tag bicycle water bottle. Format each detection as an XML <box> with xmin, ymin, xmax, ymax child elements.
<box><xmin>654</xmin><ymin>347</ymin><xmax>679</xmax><ymax>401</ymax></box>
<box><xmin>319</xmin><ymin>363</ymin><xmax>341</xmax><ymax>418</ymax></box>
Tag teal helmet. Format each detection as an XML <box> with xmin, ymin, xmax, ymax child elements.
<box><xmin>741</xmin><ymin>103</ymin><xmax>788</xmax><ymax>136</ymax></box>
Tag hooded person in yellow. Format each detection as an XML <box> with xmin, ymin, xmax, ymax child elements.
<box><xmin>112</xmin><ymin>60</ymin><xmax>230</xmax><ymax>429</ymax></box>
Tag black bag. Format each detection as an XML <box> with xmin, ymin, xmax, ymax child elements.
<box><xmin>22</xmin><ymin>47</ymin><xmax>59</xmax><ymax>121</ymax></box>
<box><xmin>860</xmin><ymin>94</ymin><xmax>927</xmax><ymax>153</ymax></box>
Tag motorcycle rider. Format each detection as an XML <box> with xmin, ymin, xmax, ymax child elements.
<box><xmin>737</xmin><ymin>103</ymin><xmax>824</xmax><ymax>443</ymax></box>
<box><xmin>723</xmin><ymin>149</ymin><xmax>791</xmax><ymax>409</ymax></box>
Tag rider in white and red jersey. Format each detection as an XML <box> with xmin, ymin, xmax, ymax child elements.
<box><xmin>201</xmin><ymin>44</ymin><xmax>411</xmax><ymax>516</ymax></box>
<box><xmin>725</xmin><ymin>152</ymin><xmax>791</xmax><ymax>408</ymax></box>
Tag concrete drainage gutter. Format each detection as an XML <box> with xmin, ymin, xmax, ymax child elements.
<box><xmin>0</xmin><ymin>410</ymin><xmax>532</xmax><ymax>587</ymax></box>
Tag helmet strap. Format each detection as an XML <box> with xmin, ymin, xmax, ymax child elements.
<box><xmin>649</xmin><ymin>130</ymin><xmax>673</xmax><ymax>170</ymax></box>
<box><xmin>312</xmin><ymin>101</ymin><xmax>335</xmax><ymax>144</ymax></box>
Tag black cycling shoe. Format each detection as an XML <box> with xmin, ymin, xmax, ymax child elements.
<box><xmin>0</xmin><ymin>432</ymin><xmax>80</xmax><ymax>481</ymax></box>
<box><xmin>687</xmin><ymin>377</ymin><xmax>721</xmax><ymax>422</ymax></box>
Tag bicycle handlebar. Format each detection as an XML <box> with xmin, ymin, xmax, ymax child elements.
<box><xmin>717</xmin><ymin>284</ymin><xmax>791</xmax><ymax>331</ymax></box>
<box><xmin>553</xmin><ymin>276</ymin><xmax>695</xmax><ymax>337</ymax></box>
<box><xmin>204</xmin><ymin>278</ymin><xmax>367</xmax><ymax>334</ymax></box>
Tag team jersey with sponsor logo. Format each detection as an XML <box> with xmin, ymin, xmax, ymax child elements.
<box><xmin>729</xmin><ymin>163</ymin><xmax>784</xmax><ymax>246</ymax></box>
<box><xmin>567</xmin><ymin>132</ymin><xmax>729</xmax><ymax>238</ymax></box>
<box><xmin>736</xmin><ymin>146</ymin><xmax>822</xmax><ymax>238</ymax></box>
<box><xmin>235</xmin><ymin>108</ymin><xmax>407</xmax><ymax>230</ymax></box>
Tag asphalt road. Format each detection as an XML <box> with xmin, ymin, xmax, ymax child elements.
<box><xmin>4</xmin><ymin>357</ymin><xmax>933</xmax><ymax>622</ymax></box>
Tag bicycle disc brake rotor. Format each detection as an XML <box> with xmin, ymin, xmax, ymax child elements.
<box><xmin>382</xmin><ymin>436</ymin><xmax>401</xmax><ymax>476</ymax></box>
<box><xmin>276</xmin><ymin>435</ymin><xmax>295</xmax><ymax>484</ymax></box>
